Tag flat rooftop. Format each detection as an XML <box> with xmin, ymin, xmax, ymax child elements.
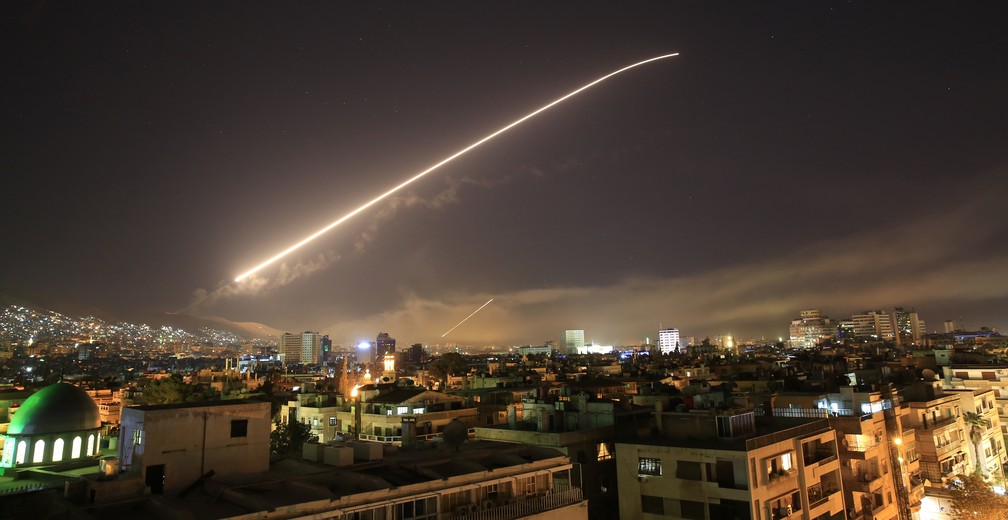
<box><xmin>69</xmin><ymin>440</ymin><xmax>569</xmax><ymax>520</ymax></box>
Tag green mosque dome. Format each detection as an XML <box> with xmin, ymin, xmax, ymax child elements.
<box><xmin>7</xmin><ymin>382</ymin><xmax>101</xmax><ymax>436</ymax></box>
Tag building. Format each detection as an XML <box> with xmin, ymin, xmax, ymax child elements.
<box><xmin>518</xmin><ymin>344</ymin><xmax>554</xmax><ymax>356</ymax></box>
<box><xmin>943</xmin><ymin>387</ymin><xmax>1007</xmax><ymax>481</ymax></box>
<box><xmin>280</xmin><ymin>332</ymin><xmax>300</xmax><ymax>363</ymax></box>
<box><xmin>118</xmin><ymin>400</ymin><xmax>271</xmax><ymax>494</ymax></box>
<box><xmin>475</xmin><ymin>391</ymin><xmax>647</xmax><ymax>520</ymax></box>
<box><xmin>788</xmin><ymin>309</ymin><xmax>834</xmax><ymax>349</ymax></box>
<box><xmin>78</xmin><ymin>440</ymin><xmax>586</xmax><ymax>520</ymax></box>
<box><xmin>320</xmin><ymin>334</ymin><xmax>332</xmax><ymax>363</ymax></box>
<box><xmin>376</xmin><ymin>332</ymin><xmax>396</xmax><ymax>363</ymax></box>
<box><xmin>658</xmin><ymin>327</ymin><xmax>681</xmax><ymax>354</ymax></box>
<box><xmin>775</xmin><ymin>387</ymin><xmax>913</xmax><ymax>519</ymax></box>
<box><xmin>282</xmin><ymin>385</ymin><xmax>479</xmax><ymax>445</ymax></box>
<box><xmin>900</xmin><ymin>380</ymin><xmax>972</xmax><ymax>491</ymax></box>
<box><xmin>279</xmin><ymin>331</ymin><xmax>322</xmax><ymax>365</ymax></box>
<box><xmin>0</xmin><ymin>382</ymin><xmax>103</xmax><ymax>475</ymax></box>
<box><xmin>565</xmin><ymin>330</ymin><xmax>585</xmax><ymax>354</ymax></box>
<box><xmin>616</xmin><ymin>408</ymin><xmax>845</xmax><ymax>520</ymax></box>
<box><xmin>402</xmin><ymin>342</ymin><xmax>425</xmax><ymax>368</ymax></box>
<box><xmin>852</xmin><ymin>311</ymin><xmax>895</xmax><ymax>341</ymax></box>
<box><xmin>945</xmin><ymin>365</ymin><xmax>1008</xmax><ymax>448</ymax></box>
<box><xmin>891</xmin><ymin>308</ymin><xmax>926</xmax><ymax>347</ymax></box>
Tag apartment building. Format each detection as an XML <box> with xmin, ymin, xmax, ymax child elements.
<box><xmin>616</xmin><ymin>408</ymin><xmax>845</xmax><ymax>520</ymax></box>
<box><xmin>900</xmin><ymin>381</ymin><xmax>972</xmax><ymax>489</ymax></box>
<box><xmin>944</xmin><ymin>387</ymin><xmax>1007</xmax><ymax>480</ymax></box>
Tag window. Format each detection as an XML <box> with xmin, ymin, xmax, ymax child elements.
<box><xmin>329</xmin><ymin>417</ymin><xmax>337</xmax><ymax>426</ymax></box>
<box><xmin>641</xmin><ymin>495</ymin><xmax>664</xmax><ymax>514</ymax></box>
<box><xmin>33</xmin><ymin>440</ymin><xmax>45</xmax><ymax>463</ymax></box>
<box><xmin>681</xmin><ymin>499</ymin><xmax>705</xmax><ymax>520</ymax></box>
<box><xmin>397</xmin><ymin>406</ymin><xmax>409</xmax><ymax>415</ymax></box>
<box><xmin>230</xmin><ymin>419</ymin><xmax>248</xmax><ymax>438</ymax></box>
<box><xmin>52</xmin><ymin>438</ymin><xmax>64</xmax><ymax>462</ymax></box>
<box><xmin>412</xmin><ymin>407</ymin><xmax>425</xmax><ymax>414</ymax></box>
<box><xmin>639</xmin><ymin>457</ymin><xmax>662</xmax><ymax>476</ymax></box>
<box><xmin>395</xmin><ymin>496</ymin><xmax>437</xmax><ymax>520</ymax></box>
<box><xmin>71</xmin><ymin>436</ymin><xmax>82</xmax><ymax>459</ymax></box>
<box><xmin>86</xmin><ymin>434</ymin><xmax>95</xmax><ymax>456</ymax></box>
<box><xmin>597</xmin><ymin>442</ymin><xmax>613</xmax><ymax>461</ymax></box>
<box><xmin>676</xmin><ymin>460</ymin><xmax>702</xmax><ymax>480</ymax></box>
<box><xmin>15</xmin><ymin>441</ymin><xmax>26</xmax><ymax>464</ymax></box>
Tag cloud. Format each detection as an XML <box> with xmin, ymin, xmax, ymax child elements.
<box><xmin>182</xmin><ymin>250</ymin><xmax>341</xmax><ymax>313</ymax></box>
<box><xmin>321</xmin><ymin>194</ymin><xmax>1008</xmax><ymax>345</ymax></box>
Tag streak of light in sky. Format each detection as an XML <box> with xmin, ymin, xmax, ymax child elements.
<box><xmin>234</xmin><ymin>53</ymin><xmax>680</xmax><ymax>282</ymax></box>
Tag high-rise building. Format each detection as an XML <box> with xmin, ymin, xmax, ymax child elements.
<box><xmin>376</xmin><ymin>332</ymin><xmax>396</xmax><ymax>362</ymax></box>
<box><xmin>890</xmin><ymin>307</ymin><xmax>926</xmax><ymax>346</ymax></box>
<box><xmin>943</xmin><ymin>319</ymin><xmax>960</xmax><ymax>333</ymax></box>
<box><xmin>788</xmin><ymin>309</ymin><xmax>834</xmax><ymax>349</ymax></box>
<box><xmin>279</xmin><ymin>331</ymin><xmax>322</xmax><ymax>365</ymax></box>
<box><xmin>402</xmin><ymin>343</ymin><xmax>424</xmax><ymax>368</ymax></box>
<box><xmin>280</xmin><ymin>332</ymin><xmax>302</xmax><ymax>364</ymax></box>
<box><xmin>564</xmin><ymin>330</ymin><xmax>585</xmax><ymax>354</ymax></box>
<box><xmin>301</xmin><ymin>331</ymin><xmax>321</xmax><ymax>365</ymax></box>
<box><xmin>657</xmin><ymin>328</ymin><xmax>680</xmax><ymax>354</ymax></box>
<box><xmin>851</xmin><ymin>310</ymin><xmax>895</xmax><ymax>340</ymax></box>
<box><xmin>320</xmin><ymin>335</ymin><xmax>332</xmax><ymax>363</ymax></box>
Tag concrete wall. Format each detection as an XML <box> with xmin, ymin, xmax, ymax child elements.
<box><xmin>120</xmin><ymin>400</ymin><xmax>270</xmax><ymax>492</ymax></box>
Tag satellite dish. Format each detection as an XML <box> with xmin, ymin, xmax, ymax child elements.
<box><xmin>442</xmin><ymin>419</ymin><xmax>468</xmax><ymax>452</ymax></box>
<box><xmin>922</xmin><ymin>369</ymin><xmax>937</xmax><ymax>381</ymax></box>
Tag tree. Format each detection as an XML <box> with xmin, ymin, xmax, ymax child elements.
<box><xmin>270</xmin><ymin>419</ymin><xmax>313</xmax><ymax>456</ymax></box>
<box><xmin>428</xmin><ymin>352</ymin><xmax>467</xmax><ymax>389</ymax></box>
<box><xmin>963</xmin><ymin>412</ymin><xmax>987</xmax><ymax>475</ymax></box>
<box><xmin>949</xmin><ymin>473</ymin><xmax>1008</xmax><ymax>520</ymax></box>
<box><xmin>139</xmin><ymin>374</ymin><xmax>218</xmax><ymax>405</ymax></box>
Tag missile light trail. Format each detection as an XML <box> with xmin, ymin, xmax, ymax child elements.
<box><xmin>441</xmin><ymin>298</ymin><xmax>494</xmax><ymax>338</ymax></box>
<box><xmin>235</xmin><ymin>52</ymin><xmax>679</xmax><ymax>282</ymax></box>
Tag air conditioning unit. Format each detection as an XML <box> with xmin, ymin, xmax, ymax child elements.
<box><xmin>468</xmin><ymin>504</ymin><xmax>479</xmax><ymax>514</ymax></box>
<box><xmin>455</xmin><ymin>505</ymin><xmax>469</xmax><ymax>515</ymax></box>
<box><xmin>481</xmin><ymin>500</ymin><xmax>495</xmax><ymax>510</ymax></box>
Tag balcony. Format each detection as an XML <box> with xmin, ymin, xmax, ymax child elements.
<box><xmin>766</xmin><ymin>469</ymin><xmax>798</xmax><ymax>490</ymax></box>
<box><xmin>803</xmin><ymin>448</ymin><xmax>837</xmax><ymax>467</ymax></box>
<box><xmin>919</xmin><ymin>414</ymin><xmax>957</xmax><ymax>431</ymax></box>
<box><xmin>807</xmin><ymin>483</ymin><xmax>841</xmax><ymax>510</ymax></box>
<box><xmin>455</xmin><ymin>487</ymin><xmax>584</xmax><ymax>520</ymax></box>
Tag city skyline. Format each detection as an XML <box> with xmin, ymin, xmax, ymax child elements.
<box><xmin>5</xmin><ymin>3</ymin><xmax>1007</xmax><ymax>345</ymax></box>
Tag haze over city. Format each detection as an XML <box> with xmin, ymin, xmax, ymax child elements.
<box><xmin>5</xmin><ymin>2</ymin><xmax>1007</xmax><ymax>345</ymax></box>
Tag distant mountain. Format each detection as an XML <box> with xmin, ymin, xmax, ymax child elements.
<box><xmin>0</xmin><ymin>290</ymin><xmax>281</xmax><ymax>340</ymax></box>
<box><xmin>158</xmin><ymin>312</ymin><xmax>284</xmax><ymax>339</ymax></box>
<box><xmin>0</xmin><ymin>291</ymin><xmax>120</xmax><ymax>322</ymax></box>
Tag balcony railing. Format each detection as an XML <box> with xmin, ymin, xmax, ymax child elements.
<box><xmin>358</xmin><ymin>428</ymin><xmax>475</xmax><ymax>445</ymax></box>
<box><xmin>920</xmin><ymin>415</ymin><xmax>957</xmax><ymax>431</ymax></box>
<box><xmin>807</xmin><ymin>485</ymin><xmax>840</xmax><ymax>509</ymax></box>
<box><xmin>455</xmin><ymin>487</ymin><xmax>584</xmax><ymax>520</ymax></box>
<box><xmin>803</xmin><ymin>449</ymin><xmax>838</xmax><ymax>467</ymax></box>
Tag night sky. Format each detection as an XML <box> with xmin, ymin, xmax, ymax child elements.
<box><xmin>5</xmin><ymin>2</ymin><xmax>1008</xmax><ymax>346</ymax></box>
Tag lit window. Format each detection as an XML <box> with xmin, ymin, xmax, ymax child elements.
<box><xmin>71</xmin><ymin>437</ymin><xmax>82</xmax><ymax>459</ymax></box>
<box><xmin>638</xmin><ymin>457</ymin><xmax>662</xmax><ymax>476</ymax></box>
<box><xmin>52</xmin><ymin>438</ymin><xmax>64</xmax><ymax>462</ymax></box>
<box><xmin>87</xmin><ymin>434</ymin><xmax>95</xmax><ymax>456</ymax></box>
<box><xmin>329</xmin><ymin>417</ymin><xmax>337</xmax><ymax>426</ymax></box>
<box><xmin>412</xmin><ymin>407</ymin><xmax>425</xmax><ymax>414</ymax></box>
<box><xmin>597</xmin><ymin>443</ymin><xmax>613</xmax><ymax>461</ymax></box>
<box><xmin>33</xmin><ymin>440</ymin><xmax>45</xmax><ymax>463</ymax></box>
<box><xmin>397</xmin><ymin>406</ymin><xmax>409</xmax><ymax>415</ymax></box>
<box><xmin>16</xmin><ymin>441</ymin><xmax>27</xmax><ymax>464</ymax></box>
